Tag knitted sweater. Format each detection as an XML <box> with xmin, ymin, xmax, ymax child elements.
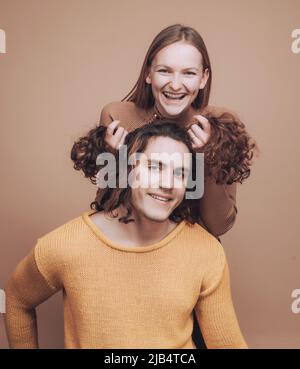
<box><xmin>98</xmin><ymin>101</ymin><xmax>238</xmax><ymax>238</ymax></box>
<box><xmin>4</xmin><ymin>209</ymin><xmax>247</xmax><ymax>349</ymax></box>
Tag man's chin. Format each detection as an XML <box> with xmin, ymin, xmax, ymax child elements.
<box><xmin>143</xmin><ymin>212</ymin><xmax>171</xmax><ymax>223</ymax></box>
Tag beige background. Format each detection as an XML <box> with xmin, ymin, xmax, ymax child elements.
<box><xmin>0</xmin><ymin>0</ymin><xmax>299</xmax><ymax>348</ymax></box>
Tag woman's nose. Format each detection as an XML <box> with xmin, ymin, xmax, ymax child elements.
<box><xmin>169</xmin><ymin>74</ymin><xmax>183</xmax><ymax>90</ymax></box>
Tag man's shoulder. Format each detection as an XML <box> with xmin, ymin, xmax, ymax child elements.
<box><xmin>36</xmin><ymin>213</ymin><xmax>88</xmax><ymax>254</ymax></box>
<box><xmin>182</xmin><ymin>222</ymin><xmax>226</xmax><ymax>261</ymax></box>
<box><xmin>30</xmin><ymin>213</ymin><xmax>90</xmax><ymax>288</ymax></box>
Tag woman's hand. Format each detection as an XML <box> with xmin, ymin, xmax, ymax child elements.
<box><xmin>104</xmin><ymin>120</ymin><xmax>128</xmax><ymax>151</ymax></box>
<box><xmin>187</xmin><ymin>115</ymin><xmax>211</xmax><ymax>150</ymax></box>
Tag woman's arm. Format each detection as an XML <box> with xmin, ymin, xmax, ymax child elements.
<box><xmin>194</xmin><ymin>253</ymin><xmax>247</xmax><ymax>349</ymax></box>
<box><xmin>195</xmin><ymin>105</ymin><xmax>256</xmax><ymax>239</ymax></box>
<box><xmin>4</xmin><ymin>249</ymin><xmax>60</xmax><ymax>348</ymax></box>
<box><xmin>198</xmin><ymin>177</ymin><xmax>238</xmax><ymax>238</ymax></box>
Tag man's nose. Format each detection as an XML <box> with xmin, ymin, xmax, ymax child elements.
<box><xmin>160</xmin><ymin>169</ymin><xmax>174</xmax><ymax>189</ymax></box>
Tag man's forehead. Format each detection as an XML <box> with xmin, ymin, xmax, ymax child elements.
<box><xmin>143</xmin><ymin>152</ymin><xmax>191</xmax><ymax>168</ymax></box>
<box><xmin>145</xmin><ymin>137</ymin><xmax>189</xmax><ymax>154</ymax></box>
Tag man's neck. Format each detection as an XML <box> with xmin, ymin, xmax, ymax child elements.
<box><xmin>91</xmin><ymin>206</ymin><xmax>178</xmax><ymax>247</ymax></box>
<box><xmin>123</xmin><ymin>206</ymin><xmax>177</xmax><ymax>246</ymax></box>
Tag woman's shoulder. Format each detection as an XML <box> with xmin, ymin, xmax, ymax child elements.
<box><xmin>201</xmin><ymin>104</ymin><xmax>241</xmax><ymax>122</ymax></box>
<box><xmin>100</xmin><ymin>101</ymin><xmax>149</xmax><ymax>129</ymax></box>
<box><xmin>101</xmin><ymin>100</ymin><xmax>136</xmax><ymax>114</ymax></box>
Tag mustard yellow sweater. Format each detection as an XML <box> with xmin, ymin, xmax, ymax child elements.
<box><xmin>4</xmin><ymin>209</ymin><xmax>247</xmax><ymax>349</ymax></box>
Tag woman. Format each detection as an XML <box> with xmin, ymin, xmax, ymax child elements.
<box><xmin>71</xmin><ymin>24</ymin><xmax>256</xmax><ymax>348</ymax></box>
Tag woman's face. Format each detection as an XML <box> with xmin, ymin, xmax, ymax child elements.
<box><xmin>146</xmin><ymin>41</ymin><xmax>209</xmax><ymax>118</ymax></box>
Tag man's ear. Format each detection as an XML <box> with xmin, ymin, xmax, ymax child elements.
<box><xmin>199</xmin><ymin>68</ymin><xmax>209</xmax><ymax>89</ymax></box>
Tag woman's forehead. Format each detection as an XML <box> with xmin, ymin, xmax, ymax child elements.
<box><xmin>153</xmin><ymin>42</ymin><xmax>203</xmax><ymax>67</ymax></box>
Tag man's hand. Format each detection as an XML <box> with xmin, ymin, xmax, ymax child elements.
<box><xmin>187</xmin><ymin>115</ymin><xmax>211</xmax><ymax>150</ymax></box>
<box><xmin>104</xmin><ymin>120</ymin><xmax>128</xmax><ymax>150</ymax></box>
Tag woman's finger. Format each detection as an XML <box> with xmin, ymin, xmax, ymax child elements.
<box><xmin>111</xmin><ymin>127</ymin><xmax>125</xmax><ymax>146</ymax></box>
<box><xmin>188</xmin><ymin>128</ymin><xmax>204</xmax><ymax>147</ymax></box>
<box><xmin>193</xmin><ymin>115</ymin><xmax>211</xmax><ymax>134</ymax></box>
<box><xmin>190</xmin><ymin>123</ymin><xmax>209</xmax><ymax>143</ymax></box>
<box><xmin>118</xmin><ymin>130</ymin><xmax>128</xmax><ymax>148</ymax></box>
<box><xmin>106</xmin><ymin>120</ymin><xmax>121</xmax><ymax>136</ymax></box>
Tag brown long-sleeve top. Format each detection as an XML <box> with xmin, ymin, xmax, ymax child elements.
<box><xmin>4</xmin><ymin>209</ymin><xmax>247</xmax><ymax>349</ymax></box>
<box><xmin>99</xmin><ymin>101</ymin><xmax>238</xmax><ymax>238</ymax></box>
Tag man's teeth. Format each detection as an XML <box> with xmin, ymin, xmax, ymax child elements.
<box><xmin>163</xmin><ymin>91</ymin><xmax>186</xmax><ymax>100</ymax></box>
<box><xmin>150</xmin><ymin>194</ymin><xmax>171</xmax><ymax>202</ymax></box>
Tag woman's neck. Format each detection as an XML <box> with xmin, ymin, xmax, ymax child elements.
<box><xmin>152</xmin><ymin>103</ymin><xmax>198</xmax><ymax>127</ymax></box>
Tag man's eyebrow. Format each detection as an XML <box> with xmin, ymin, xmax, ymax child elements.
<box><xmin>147</xmin><ymin>159</ymin><xmax>166</xmax><ymax>166</ymax></box>
<box><xmin>148</xmin><ymin>159</ymin><xmax>189</xmax><ymax>171</ymax></box>
<box><xmin>174</xmin><ymin>165</ymin><xmax>189</xmax><ymax>172</ymax></box>
<box><xmin>154</xmin><ymin>64</ymin><xmax>199</xmax><ymax>71</ymax></box>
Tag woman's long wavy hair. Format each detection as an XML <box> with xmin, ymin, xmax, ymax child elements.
<box><xmin>71</xmin><ymin>111</ymin><xmax>257</xmax><ymax>187</ymax></box>
<box><xmin>199</xmin><ymin>111</ymin><xmax>258</xmax><ymax>184</ymax></box>
<box><xmin>122</xmin><ymin>24</ymin><xmax>212</xmax><ymax>111</ymax></box>
<box><xmin>72</xmin><ymin>121</ymin><xmax>200</xmax><ymax>224</ymax></box>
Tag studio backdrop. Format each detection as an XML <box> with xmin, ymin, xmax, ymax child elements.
<box><xmin>0</xmin><ymin>0</ymin><xmax>299</xmax><ymax>348</ymax></box>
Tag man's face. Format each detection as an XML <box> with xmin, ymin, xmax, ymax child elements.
<box><xmin>129</xmin><ymin>136</ymin><xmax>191</xmax><ymax>223</ymax></box>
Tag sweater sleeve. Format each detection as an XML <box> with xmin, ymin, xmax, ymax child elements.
<box><xmin>194</xmin><ymin>248</ymin><xmax>247</xmax><ymax>349</ymax></box>
<box><xmin>198</xmin><ymin>176</ymin><xmax>237</xmax><ymax>238</ymax></box>
<box><xmin>4</xmin><ymin>244</ymin><xmax>62</xmax><ymax>348</ymax></box>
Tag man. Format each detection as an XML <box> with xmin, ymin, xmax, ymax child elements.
<box><xmin>4</xmin><ymin>121</ymin><xmax>247</xmax><ymax>348</ymax></box>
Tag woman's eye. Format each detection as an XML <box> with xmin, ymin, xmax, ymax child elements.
<box><xmin>157</xmin><ymin>69</ymin><xmax>169</xmax><ymax>73</ymax></box>
<box><xmin>185</xmin><ymin>71</ymin><xmax>196</xmax><ymax>75</ymax></box>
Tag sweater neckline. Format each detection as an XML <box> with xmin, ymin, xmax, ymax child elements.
<box><xmin>82</xmin><ymin>209</ymin><xmax>187</xmax><ymax>253</ymax></box>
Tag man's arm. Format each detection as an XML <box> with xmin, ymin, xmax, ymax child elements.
<box><xmin>4</xmin><ymin>248</ymin><xmax>59</xmax><ymax>348</ymax></box>
<box><xmin>198</xmin><ymin>177</ymin><xmax>238</xmax><ymax>238</ymax></box>
<box><xmin>194</xmin><ymin>252</ymin><xmax>247</xmax><ymax>349</ymax></box>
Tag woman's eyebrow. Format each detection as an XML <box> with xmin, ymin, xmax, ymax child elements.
<box><xmin>154</xmin><ymin>64</ymin><xmax>199</xmax><ymax>71</ymax></box>
<box><xmin>153</xmin><ymin>64</ymin><xmax>170</xmax><ymax>69</ymax></box>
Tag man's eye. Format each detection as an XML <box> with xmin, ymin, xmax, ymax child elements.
<box><xmin>148</xmin><ymin>164</ymin><xmax>160</xmax><ymax>170</ymax></box>
<box><xmin>174</xmin><ymin>169</ymin><xmax>185</xmax><ymax>178</ymax></box>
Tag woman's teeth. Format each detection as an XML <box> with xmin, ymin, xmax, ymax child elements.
<box><xmin>163</xmin><ymin>91</ymin><xmax>186</xmax><ymax>100</ymax></box>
